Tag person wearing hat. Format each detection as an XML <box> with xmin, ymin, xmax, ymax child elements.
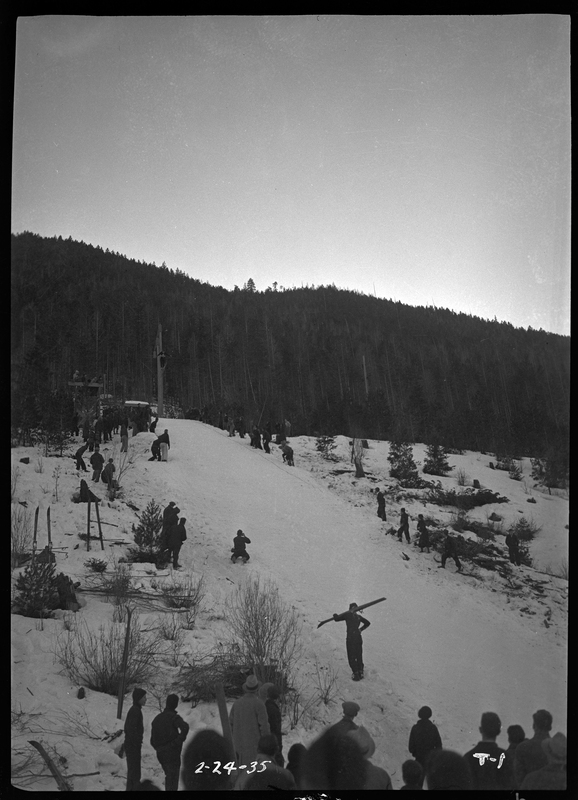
<box><xmin>332</xmin><ymin>603</ymin><xmax>371</xmax><ymax>681</ymax></box>
<box><xmin>231</xmin><ymin>529</ymin><xmax>251</xmax><ymax>563</ymax></box>
<box><xmin>150</xmin><ymin>694</ymin><xmax>189</xmax><ymax>792</ymax></box>
<box><xmin>124</xmin><ymin>687</ymin><xmax>147</xmax><ymax>791</ymax></box>
<box><xmin>464</xmin><ymin>711</ymin><xmax>513</xmax><ymax>790</ymax></box>
<box><xmin>229</xmin><ymin>674</ymin><xmax>270</xmax><ymax>768</ymax></box>
<box><xmin>520</xmin><ymin>732</ymin><xmax>567</xmax><ymax>790</ymax></box>
<box><xmin>329</xmin><ymin>702</ymin><xmax>361</xmax><ymax>737</ymax></box>
<box><xmin>347</xmin><ymin>726</ymin><xmax>393</xmax><ymax>789</ymax></box>
<box><xmin>408</xmin><ymin>706</ymin><xmax>442</xmax><ymax>786</ymax></box>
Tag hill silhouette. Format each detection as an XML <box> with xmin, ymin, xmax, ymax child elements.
<box><xmin>11</xmin><ymin>231</ymin><xmax>569</xmax><ymax>457</ymax></box>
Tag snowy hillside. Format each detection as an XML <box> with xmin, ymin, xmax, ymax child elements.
<box><xmin>11</xmin><ymin>422</ymin><xmax>568</xmax><ymax>790</ymax></box>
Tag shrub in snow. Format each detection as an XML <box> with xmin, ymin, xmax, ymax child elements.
<box><xmin>13</xmin><ymin>560</ymin><xmax>59</xmax><ymax>618</ymax></box>
<box><xmin>160</xmin><ymin>574</ymin><xmax>205</xmax><ymax>612</ymax></box>
<box><xmin>55</xmin><ymin>616</ymin><xmax>160</xmax><ymax>695</ymax></box>
<box><xmin>316</xmin><ymin>436</ymin><xmax>338</xmax><ymax>460</ymax></box>
<box><xmin>11</xmin><ymin>506</ymin><xmax>32</xmax><ymax>570</ymax></box>
<box><xmin>426</xmin><ymin>482</ymin><xmax>509</xmax><ymax>510</ymax></box>
<box><xmin>510</xmin><ymin>516</ymin><xmax>541</xmax><ymax>541</ymax></box>
<box><xmin>224</xmin><ymin>575</ymin><xmax>302</xmax><ymax>688</ymax></box>
<box><xmin>422</xmin><ymin>444</ymin><xmax>453</xmax><ymax>476</ymax></box>
<box><xmin>85</xmin><ymin>558</ymin><xmax>107</xmax><ymax>573</ymax></box>
<box><xmin>508</xmin><ymin>461</ymin><xmax>523</xmax><ymax>481</ymax></box>
<box><xmin>176</xmin><ymin>644</ymin><xmax>252</xmax><ymax>706</ymax></box>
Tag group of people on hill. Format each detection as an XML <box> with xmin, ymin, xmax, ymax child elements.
<box><xmin>375</xmin><ymin>489</ymin><xmax>526</xmax><ymax>570</ymax></box>
<box><xmin>123</xmin><ymin>675</ymin><xmax>566</xmax><ymax>792</ymax></box>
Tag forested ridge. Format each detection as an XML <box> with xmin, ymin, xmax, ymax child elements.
<box><xmin>11</xmin><ymin>231</ymin><xmax>569</xmax><ymax>458</ymax></box>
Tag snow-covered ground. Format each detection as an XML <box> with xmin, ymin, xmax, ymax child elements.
<box><xmin>11</xmin><ymin>422</ymin><xmax>568</xmax><ymax>790</ymax></box>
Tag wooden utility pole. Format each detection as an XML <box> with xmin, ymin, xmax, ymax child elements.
<box><xmin>116</xmin><ymin>607</ymin><xmax>133</xmax><ymax>720</ymax></box>
<box><xmin>155</xmin><ymin>323</ymin><xmax>164</xmax><ymax>417</ymax></box>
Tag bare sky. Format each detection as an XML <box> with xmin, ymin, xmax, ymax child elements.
<box><xmin>12</xmin><ymin>15</ymin><xmax>570</xmax><ymax>334</ymax></box>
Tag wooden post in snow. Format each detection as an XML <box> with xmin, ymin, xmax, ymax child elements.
<box><xmin>116</xmin><ymin>606</ymin><xmax>133</xmax><ymax>720</ymax></box>
<box><xmin>86</xmin><ymin>500</ymin><xmax>91</xmax><ymax>551</ymax></box>
<box><xmin>215</xmin><ymin>682</ymin><xmax>235</xmax><ymax>761</ymax></box>
<box><xmin>93</xmin><ymin>500</ymin><xmax>105</xmax><ymax>550</ymax></box>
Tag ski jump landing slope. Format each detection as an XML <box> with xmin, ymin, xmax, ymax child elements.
<box><xmin>147</xmin><ymin>420</ymin><xmax>567</xmax><ymax>762</ymax></box>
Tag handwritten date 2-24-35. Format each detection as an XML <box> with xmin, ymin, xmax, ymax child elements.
<box><xmin>195</xmin><ymin>760</ymin><xmax>271</xmax><ymax>775</ymax></box>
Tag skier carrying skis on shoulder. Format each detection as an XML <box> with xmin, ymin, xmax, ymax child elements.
<box><xmin>333</xmin><ymin>602</ymin><xmax>371</xmax><ymax>681</ymax></box>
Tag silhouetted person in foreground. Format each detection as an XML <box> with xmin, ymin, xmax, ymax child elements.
<box><xmin>124</xmin><ymin>688</ymin><xmax>147</xmax><ymax>791</ymax></box>
<box><xmin>464</xmin><ymin>711</ymin><xmax>513</xmax><ymax>790</ymax></box>
<box><xmin>513</xmin><ymin>708</ymin><xmax>553</xmax><ymax>788</ymax></box>
<box><xmin>300</xmin><ymin>725</ymin><xmax>367</xmax><ymax>791</ymax></box>
<box><xmin>150</xmin><ymin>694</ymin><xmax>189</xmax><ymax>792</ymax></box>
<box><xmin>425</xmin><ymin>749</ymin><xmax>473</xmax><ymax>791</ymax></box>
<box><xmin>520</xmin><ymin>732</ymin><xmax>567</xmax><ymax>791</ymax></box>
<box><xmin>408</xmin><ymin>706</ymin><xmax>442</xmax><ymax>787</ymax></box>
<box><xmin>181</xmin><ymin>729</ymin><xmax>234</xmax><ymax>791</ymax></box>
<box><xmin>400</xmin><ymin>759</ymin><xmax>423</xmax><ymax>790</ymax></box>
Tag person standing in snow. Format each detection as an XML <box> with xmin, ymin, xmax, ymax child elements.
<box><xmin>160</xmin><ymin>503</ymin><xmax>180</xmax><ymax>557</ymax></box>
<box><xmin>416</xmin><ymin>514</ymin><xmax>430</xmax><ymax>553</ymax></box>
<box><xmin>149</xmin><ymin>414</ymin><xmax>159</xmax><ymax>433</ymax></box>
<box><xmin>124</xmin><ymin>687</ymin><xmax>147</xmax><ymax>791</ymax></box>
<box><xmin>376</xmin><ymin>489</ymin><xmax>386</xmax><ymax>521</ymax></box>
<box><xmin>280</xmin><ymin>442</ymin><xmax>294</xmax><ymax>466</ymax></box>
<box><xmin>439</xmin><ymin>532</ymin><xmax>462</xmax><ymax>571</ymax></box>
<box><xmin>229</xmin><ymin>674</ymin><xmax>270</xmax><ymax>767</ymax></box>
<box><xmin>157</xmin><ymin>429</ymin><xmax>170</xmax><ymax>461</ymax></box>
<box><xmin>328</xmin><ymin>701</ymin><xmax>361</xmax><ymax>737</ymax></box>
<box><xmin>120</xmin><ymin>420</ymin><xmax>129</xmax><ymax>453</ymax></box>
<box><xmin>505</xmin><ymin>530</ymin><xmax>521</xmax><ymax>566</ymax></box>
<box><xmin>333</xmin><ymin>602</ymin><xmax>371</xmax><ymax>681</ymax></box>
<box><xmin>150</xmin><ymin>694</ymin><xmax>189</xmax><ymax>792</ymax></box>
<box><xmin>166</xmin><ymin>517</ymin><xmax>187</xmax><ymax>569</ymax></box>
<box><xmin>74</xmin><ymin>442</ymin><xmax>89</xmax><ymax>472</ymax></box>
<box><xmin>90</xmin><ymin>445</ymin><xmax>104</xmax><ymax>483</ymax></box>
<box><xmin>262</xmin><ymin>427</ymin><xmax>271</xmax><ymax>453</ymax></box>
<box><xmin>231</xmin><ymin>529</ymin><xmax>251</xmax><ymax>563</ymax></box>
<box><xmin>398</xmin><ymin>508</ymin><xmax>410</xmax><ymax>543</ymax></box>
<box><xmin>408</xmin><ymin>706</ymin><xmax>442</xmax><ymax>785</ymax></box>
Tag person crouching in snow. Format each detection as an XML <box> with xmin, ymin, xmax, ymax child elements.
<box><xmin>231</xmin><ymin>529</ymin><xmax>251</xmax><ymax>563</ymax></box>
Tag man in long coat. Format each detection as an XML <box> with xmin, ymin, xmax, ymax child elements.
<box><xmin>124</xmin><ymin>688</ymin><xmax>147</xmax><ymax>791</ymax></box>
<box><xmin>229</xmin><ymin>674</ymin><xmax>270</xmax><ymax>766</ymax></box>
<box><xmin>166</xmin><ymin>517</ymin><xmax>187</xmax><ymax>569</ymax></box>
<box><xmin>376</xmin><ymin>489</ymin><xmax>386</xmax><ymax>521</ymax></box>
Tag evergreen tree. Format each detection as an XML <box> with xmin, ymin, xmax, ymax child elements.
<box><xmin>130</xmin><ymin>499</ymin><xmax>164</xmax><ymax>561</ymax></box>
<box><xmin>388</xmin><ymin>442</ymin><xmax>420</xmax><ymax>485</ymax></box>
<box><xmin>14</xmin><ymin>560</ymin><xmax>59</xmax><ymax>618</ymax></box>
<box><xmin>316</xmin><ymin>435</ymin><xmax>337</xmax><ymax>460</ymax></box>
<box><xmin>423</xmin><ymin>444</ymin><xmax>453</xmax><ymax>476</ymax></box>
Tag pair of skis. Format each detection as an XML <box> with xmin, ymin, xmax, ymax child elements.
<box><xmin>32</xmin><ymin>506</ymin><xmax>52</xmax><ymax>560</ymax></box>
<box><xmin>317</xmin><ymin>596</ymin><xmax>386</xmax><ymax>628</ymax></box>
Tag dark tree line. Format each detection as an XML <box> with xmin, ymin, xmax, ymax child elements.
<box><xmin>11</xmin><ymin>232</ymin><xmax>569</xmax><ymax>459</ymax></box>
